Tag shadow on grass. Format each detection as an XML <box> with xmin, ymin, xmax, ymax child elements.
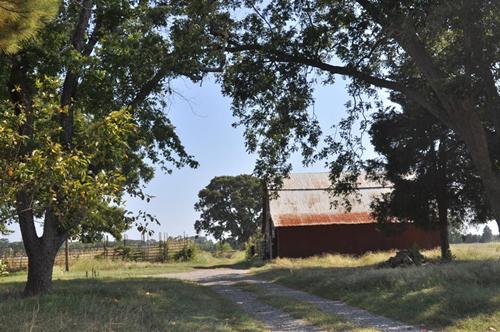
<box><xmin>252</xmin><ymin>258</ymin><xmax>500</xmax><ymax>330</ymax></box>
<box><xmin>0</xmin><ymin>277</ymin><xmax>262</xmax><ymax>331</ymax></box>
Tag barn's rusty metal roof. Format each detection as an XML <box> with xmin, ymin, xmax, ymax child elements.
<box><xmin>270</xmin><ymin>172</ymin><xmax>391</xmax><ymax>227</ymax></box>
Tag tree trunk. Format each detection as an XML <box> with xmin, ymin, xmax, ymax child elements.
<box><xmin>478</xmin><ymin>172</ymin><xmax>500</xmax><ymax>232</ymax></box>
<box><xmin>436</xmin><ymin>134</ymin><xmax>452</xmax><ymax>262</ymax></box>
<box><xmin>22</xmin><ymin>228</ymin><xmax>66</xmax><ymax>296</ymax></box>
<box><xmin>17</xmin><ymin>192</ymin><xmax>66</xmax><ymax>296</ymax></box>
<box><xmin>24</xmin><ymin>244</ymin><xmax>59</xmax><ymax>296</ymax></box>
<box><xmin>65</xmin><ymin>239</ymin><xmax>69</xmax><ymax>272</ymax></box>
<box><xmin>437</xmin><ymin>201</ymin><xmax>451</xmax><ymax>262</ymax></box>
<box><xmin>452</xmin><ymin>108</ymin><xmax>500</xmax><ymax>232</ymax></box>
<box><xmin>23</xmin><ymin>224</ymin><xmax>66</xmax><ymax>296</ymax></box>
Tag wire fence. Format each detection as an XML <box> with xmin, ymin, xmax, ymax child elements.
<box><xmin>1</xmin><ymin>235</ymin><xmax>193</xmax><ymax>272</ymax></box>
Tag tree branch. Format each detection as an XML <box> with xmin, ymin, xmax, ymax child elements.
<box><xmin>225</xmin><ymin>43</ymin><xmax>451</xmax><ymax>125</ymax></box>
<box><xmin>128</xmin><ymin>63</ymin><xmax>222</xmax><ymax>111</ymax></box>
<box><xmin>60</xmin><ymin>0</ymin><xmax>92</xmax><ymax>147</ymax></box>
<box><xmin>128</xmin><ymin>68</ymin><xmax>169</xmax><ymax>110</ymax></box>
<box><xmin>16</xmin><ymin>190</ymin><xmax>40</xmax><ymax>250</ymax></box>
<box><xmin>355</xmin><ymin>0</ymin><xmax>456</xmax><ymax>114</ymax></box>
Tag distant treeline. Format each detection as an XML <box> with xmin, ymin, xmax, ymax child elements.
<box><xmin>449</xmin><ymin>225</ymin><xmax>499</xmax><ymax>244</ymax></box>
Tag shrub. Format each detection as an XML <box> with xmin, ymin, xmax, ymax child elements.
<box><xmin>245</xmin><ymin>233</ymin><xmax>264</xmax><ymax>259</ymax></box>
<box><xmin>174</xmin><ymin>243</ymin><xmax>197</xmax><ymax>262</ymax></box>
<box><xmin>0</xmin><ymin>260</ymin><xmax>8</xmax><ymax>276</ymax></box>
<box><xmin>213</xmin><ymin>242</ymin><xmax>234</xmax><ymax>258</ymax></box>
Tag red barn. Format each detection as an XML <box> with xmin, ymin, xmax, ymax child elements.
<box><xmin>262</xmin><ymin>172</ymin><xmax>440</xmax><ymax>258</ymax></box>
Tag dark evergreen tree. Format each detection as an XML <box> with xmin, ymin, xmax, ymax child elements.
<box><xmin>367</xmin><ymin>108</ymin><xmax>491</xmax><ymax>260</ymax></box>
<box><xmin>481</xmin><ymin>226</ymin><xmax>493</xmax><ymax>243</ymax></box>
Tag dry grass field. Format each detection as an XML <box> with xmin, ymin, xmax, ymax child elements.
<box><xmin>251</xmin><ymin>243</ymin><xmax>500</xmax><ymax>331</ymax></box>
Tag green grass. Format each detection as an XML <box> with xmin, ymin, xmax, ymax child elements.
<box><xmin>0</xmin><ymin>251</ymin><xmax>264</xmax><ymax>332</ymax></box>
<box><xmin>3</xmin><ymin>250</ymin><xmax>250</xmax><ymax>284</ymax></box>
<box><xmin>251</xmin><ymin>243</ymin><xmax>500</xmax><ymax>331</ymax></box>
<box><xmin>0</xmin><ymin>278</ymin><xmax>263</xmax><ymax>331</ymax></box>
<box><xmin>2</xmin><ymin>244</ymin><xmax>498</xmax><ymax>331</ymax></box>
<box><xmin>236</xmin><ymin>282</ymin><xmax>376</xmax><ymax>332</ymax></box>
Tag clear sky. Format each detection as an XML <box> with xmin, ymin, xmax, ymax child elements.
<box><xmin>4</xmin><ymin>76</ymin><xmax>498</xmax><ymax>241</ymax></box>
<box><xmin>122</xmin><ymin>76</ymin><xmax>356</xmax><ymax>240</ymax></box>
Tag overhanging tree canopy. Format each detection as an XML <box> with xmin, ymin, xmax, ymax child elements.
<box><xmin>0</xmin><ymin>0</ymin><xmax>213</xmax><ymax>295</ymax></box>
<box><xmin>181</xmin><ymin>0</ymin><xmax>499</xmax><ymax>228</ymax></box>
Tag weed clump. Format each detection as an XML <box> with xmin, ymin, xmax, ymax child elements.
<box><xmin>213</xmin><ymin>242</ymin><xmax>234</xmax><ymax>258</ymax></box>
<box><xmin>378</xmin><ymin>247</ymin><xmax>427</xmax><ymax>268</ymax></box>
<box><xmin>0</xmin><ymin>260</ymin><xmax>8</xmax><ymax>276</ymax></box>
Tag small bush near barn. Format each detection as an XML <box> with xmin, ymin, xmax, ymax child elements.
<box><xmin>213</xmin><ymin>242</ymin><xmax>234</xmax><ymax>258</ymax></box>
<box><xmin>0</xmin><ymin>260</ymin><xmax>8</xmax><ymax>276</ymax></box>
<box><xmin>253</xmin><ymin>243</ymin><xmax>500</xmax><ymax>331</ymax></box>
<box><xmin>174</xmin><ymin>242</ymin><xmax>198</xmax><ymax>262</ymax></box>
<box><xmin>245</xmin><ymin>233</ymin><xmax>264</xmax><ymax>259</ymax></box>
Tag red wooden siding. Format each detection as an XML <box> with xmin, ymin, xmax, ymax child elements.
<box><xmin>275</xmin><ymin>223</ymin><xmax>440</xmax><ymax>258</ymax></box>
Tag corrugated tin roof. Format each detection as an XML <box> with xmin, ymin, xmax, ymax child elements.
<box><xmin>270</xmin><ymin>172</ymin><xmax>391</xmax><ymax>227</ymax></box>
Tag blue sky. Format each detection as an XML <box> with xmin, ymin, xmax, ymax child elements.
<box><xmin>122</xmin><ymin>76</ymin><xmax>356</xmax><ymax>240</ymax></box>
<box><xmin>5</xmin><ymin>76</ymin><xmax>498</xmax><ymax>241</ymax></box>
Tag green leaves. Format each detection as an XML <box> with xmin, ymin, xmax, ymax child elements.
<box><xmin>367</xmin><ymin>108</ymin><xmax>491</xmax><ymax>229</ymax></box>
<box><xmin>0</xmin><ymin>78</ymin><xmax>135</xmax><ymax>235</ymax></box>
<box><xmin>0</xmin><ymin>0</ymin><xmax>217</xmax><ymax>240</ymax></box>
<box><xmin>179</xmin><ymin>0</ymin><xmax>499</xmax><ymax>199</ymax></box>
<box><xmin>194</xmin><ymin>175</ymin><xmax>263</xmax><ymax>247</ymax></box>
<box><xmin>0</xmin><ymin>0</ymin><xmax>59</xmax><ymax>54</ymax></box>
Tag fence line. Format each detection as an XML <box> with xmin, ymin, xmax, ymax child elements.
<box><xmin>2</xmin><ymin>237</ymin><xmax>193</xmax><ymax>272</ymax></box>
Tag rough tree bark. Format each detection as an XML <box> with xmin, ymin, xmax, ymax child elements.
<box><xmin>451</xmin><ymin>108</ymin><xmax>500</xmax><ymax>232</ymax></box>
<box><xmin>437</xmin><ymin>137</ymin><xmax>451</xmax><ymax>261</ymax></box>
<box><xmin>17</xmin><ymin>192</ymin><xmax>67</xmax><ymax>296</ymax></box>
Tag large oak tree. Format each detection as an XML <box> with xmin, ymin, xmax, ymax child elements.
<box><xmin>0</xmin><ymin>0</ymin><xmax>211</xmax><ymax>295</ymax></box>
<box><xmin>182</xmin><ymin>0</ymin><xmax>499</xmax><ymax>228</ymax></box>
<box><xmin>194</xmin><ymin>175</ymin><xmax>262</xmax><ymax>247</ymax></box>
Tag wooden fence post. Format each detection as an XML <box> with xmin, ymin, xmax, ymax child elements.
<box><xmin>159</xmin><ymin>232</ymin><xmax>163</xmax><ymax>263</ymax></box>
<box><xmin>65</xmin><ymin>239</ymin><xmax>69</xmax><ymax>272</ymax></box>
<box><xmin>146</xmin><ymin>233</ymin><xmax>149</xmax><ymax>261</ymax></box>
<box><xmin>165</xmin><ymin>234</ymin><xmax>169</xmax><ymax>261</ymax></box>
<box><xmin>103</xmin><ymin>236</ymin><xmax>107</xmax><ymax>258</ymax></box>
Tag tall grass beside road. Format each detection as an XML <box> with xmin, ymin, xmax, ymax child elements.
<box><xmin>253</xmin><ymin>243</ymin><xmax>500</xmax><ymax>331</ymax></box>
